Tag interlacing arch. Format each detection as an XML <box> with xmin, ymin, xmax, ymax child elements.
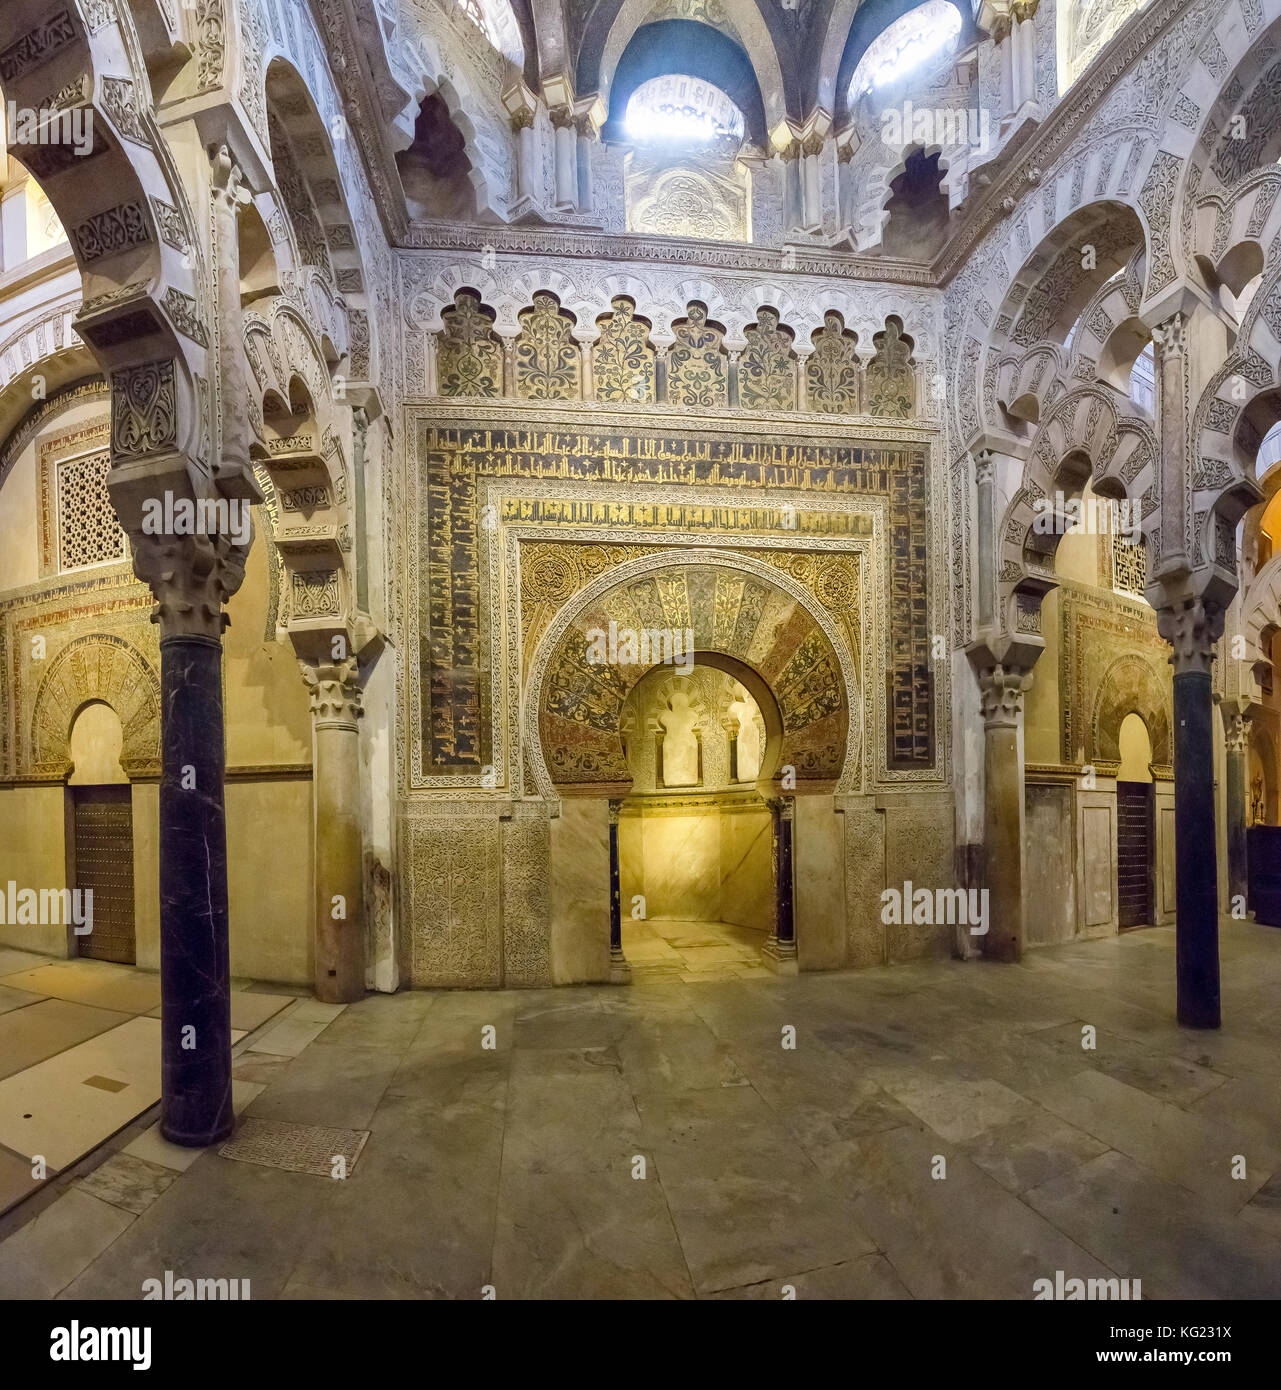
<box><xmin>1146</xmin><ymin>0</ymin><xmax>1281</xmax><ymax>573</ymax></box>
<box><xmin>0</xmin><ymin>1</ymin><xmax>222</xmax><ymax>518</ymax></box>
<box><xmin>996</xmin><ymin>384</ymin><xmax>1157</xmax><ymax>616</ymax></box>
<box><xmin>0</xmin><ymin>295</ymin><xmax>96</xmax><ymax>447</ymax></box>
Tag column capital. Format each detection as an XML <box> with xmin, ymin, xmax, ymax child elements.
<box><xmin>974</xmin><ymin>447</ymin><xmax>995</xmax><ymax>483</ymax></box>
<box><xmin>509</xmin><ymin>107</ymin><xmax>535</xmax><ymax>134</ymax></box>
<box><xmin>1224</xmin><ymin>710</ymin><xmax>1251</xmax><ymax>754</ymax></box>
<box><xmin>549</xmin><ymin>105</ymin><xmax>576</xmax><ymax>131</ymax></box>
<box><xmin>300</xmin><ymin>655</ymin><xmax>364</xmax><ymax>728</ymax></box>
<box><xmin>1149</xmin><ymin>311</ymin><xmax>1188</xmax><ymax>361</ymax></box>
<box><xmin>132</xmin><ymin>532</ymin><xmax>248</xmax><ymax>641</ymax></box>
<box><xmin>209</xmin><ymin>143</ymin><xmax>246</xmax><ymax>215</ymax></box>
<box><xmin>978</xmin><ymin>662</ymin><xmax>1032</xmax><ymax>726</ymax></box>
<box><xmin>1157</xmin><ymin>597</ymin><xmax>1224</xmax><ymax>676</ymax></box>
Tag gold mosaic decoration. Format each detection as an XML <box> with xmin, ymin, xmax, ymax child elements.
<box><xmin>537</xmin><ymin>558</ymin><xmax>849</xmax><ymax>786</ymax></box>
<box><xmin>739</xmin><ymin>307</ymin><xmax>796</xmax><ymax>411</ymax></box>
<box><xmin>865</xmin><ymin>316</ymin><xmax>916</xmax><ymax>419</ymax></box>
<box><xmin>437</xmin><ymin>290</ymin><xmax>502</xmax><ymax>397</ymax></box>
<box><xmin>514</xmin><ymin>292</ymin><xmax>580</xmax><ymax>400</ymax></box>
<box><xmin>592</xmin><ymin>298</ymin><xmax>655</xmax><ymax>403</ymax></box>
<box><xmin>807</xmin><ymin>312</ymin><xmax>861</xmax><ymax>414</ymax></box>
<box><xmin>416</xmin><ymin>420</ymin><xmax>932</xmax><ymax>777</ymax></box>
<box><xmin>667</xmin><ymin>302</ymin><xmax>728</xmax><ymax>408</ymax></box>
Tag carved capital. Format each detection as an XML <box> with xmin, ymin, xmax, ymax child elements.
<box><xmin>549</xmin><ymin>105</ymin><xmax>575</xmax><ymax>131</ymax></box>
<box><xmin>509</xmin><ymin>107</ymin><xmax>535</xmax><ymax>133</ymax></box>
<box><xmin>1011</xmin><ymin>0</ymin><xmax>1040</xmax><ymax>23</ymax></box>
<box><xmin>1157</xmin><ymin>597</ymin><xmax>1223</xmax><ymax>676</ymax></box>
<box><xmin>131</xmin><ymin>531</ymin><xmax>248</xmax><ymax>641</ymax></box>
<box><xmin>1224</xmin><ymin>711</ymin><xmax>1251</xmax><ymax>755</ymax></box>
<box><xmin>974</xmin><ymin>447</ymin><xmax>994</xmax><ymax>485</ymax></box>
<box><xmin>801</xmin><ymin>131</ymin><xmax>825</xmax><ymax>158</ymax></box>
<box><xmin>1150</xmin><ymin>312</ymin><xmax>1187</xmax><ymax>362</ymax></box>
<box><xmin>978</xmin><ymin>662</ymin><xmax>1031</xmax><ymax>726</ymax></box>
<box><xmin>210</xmin><ymin>142</ymin><xmax>245</xmax><ymax>215</ymax></box>
<box><xmin>300</xmin><ymin>655</ymin><xmax>364</xmax><ymax>727</ymax></box>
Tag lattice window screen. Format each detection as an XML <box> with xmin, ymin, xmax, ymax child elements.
<box><xmin>57</xmin><ymin>451</ymin><xmax>125</xmax><ymax>572</ymax></box>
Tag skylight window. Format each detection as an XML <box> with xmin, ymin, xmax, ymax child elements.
<box><xmin>850</xmin><ymin>0</ymin><xmax>963</xmax><ymax>99</ymax></box>
<box><xmin>451</xmin><ymin>0</ymin><xmax>524</xmax><ymax>64</ymax></box>
<box><xmin>625</xmin><ymin>75</ymin><xmax>745</xmax><ymax>145</ymax></box>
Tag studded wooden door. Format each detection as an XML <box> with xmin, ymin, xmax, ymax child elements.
<box><xmin>73</xmin><ymin>786</ymin><xmax>135</xmax><ymax>963</ymax></box>
<box><xmin>1116</xmin><ymin>782</ymin><xmax>1154</xmax><ymax>929</ymax></box>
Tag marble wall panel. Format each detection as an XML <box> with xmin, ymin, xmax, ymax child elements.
<box><xmin>549</xmin><ymin>800</ymin><xmax>611</xmax><ymax>984</ymax></box>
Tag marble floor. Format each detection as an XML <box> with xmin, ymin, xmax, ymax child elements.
<box><xmin>621</xmin><ymin>917</ymin><xmax>772</xmax><ymax>980</ymax></box>
<box><xmin>2</xmin><ymin>921</ymin><xmax>1281</xmax><ymax>1299</ymax></box>
<box><xmin>0</xmin><ymin>949</ymin><xmax>293</xmax><ymax>1220</ymax></box>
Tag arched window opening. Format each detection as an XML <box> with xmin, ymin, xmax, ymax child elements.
<box><xmin>1117</xmin><ymin>712</ymin><xmax>1154</xmax><ymax>784</ymax></box>
<box><xmin>451</xmin><ymin>0</ymin><xmax>524</xmax><ymax>65</ymax></box>
<box><xmin>623</xmin><ymin>76</ymin><xmax>751</xmax><ymax>241</ymax></box>
<box><xmin>1059</xmin><ymin>0</ymin><xmax>1157</xmax><ymax>94</ymax></box>
<box><xmin>877</xmin><ymin>146</ymin><xmax>949</xmax><ymax>259</ymax></box>
<box><xmin>1128</xmin><ymin>342</ymin><xmax>1154</xmax><ymax>414</ymax></box>
<box><xmin>849</xmin><ymin>0</ymin><xmax>963</xmax><ymax>102</ymax></box>
<box><xmin>397</xmin><ymin>94</ymin><xmax>478</xmax><ymax>223</ymax></box>
<box><xmin>625</xmin><ymin>73</ymin><xmax>745</xmax><ymax>146</ymax></box>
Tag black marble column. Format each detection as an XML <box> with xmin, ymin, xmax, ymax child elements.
<box><xmin>1160</xmin><ymin>599</ymin><xmax>1222</xmax><ymax>1029</ymax></box>
<box><xmin>608</xmin><ymin>799</ymin><xmax>629</xmax><ymax>982</ymax></box>
<box><xmin>1172</xmin><ymin>667</ymin><xmax>1221</xmax><ymax>1027</ymax></box>
<box><xmin>776</xmin><ymin>798</ymin><xmax>795</xmax><ymax>948</ymax></box>
<box><xmin>158</xmin><ymin>633</ymin><xmax>234</xmax><ymax>1145</ymax></box>
<box><xmin>763</xmin><ymin>796</ymin><xmax>798</xmax><ymax>971</ymax></box>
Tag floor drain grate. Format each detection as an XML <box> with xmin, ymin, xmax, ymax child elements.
<box><xmin>218</xmin><ymin>1118</ymin><xmax>369</xmax><ymax>1177</ymax></box>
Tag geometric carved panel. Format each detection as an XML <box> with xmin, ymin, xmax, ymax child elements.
<box><xmin>57</xmin><ymin>450</ymin><xmax>125</xmax><ymax>571</ymax></box>
<box><xmin>407</xmin><ymin>815</ymin><xmax>502</xmax><ymax>986</ymax></box>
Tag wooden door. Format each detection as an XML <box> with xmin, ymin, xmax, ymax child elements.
<box><xmin>72</xmin><ymin>786</ymin><xmax>135</xmax><ymax>963</ymax></box>
<box><xmin>1116</xmin><ymin>781</ymin><xmax>1154</xmax><ymax>929</ymax></box>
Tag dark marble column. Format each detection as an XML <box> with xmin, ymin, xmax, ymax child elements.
<box><xmin>1224</xmin><ymin>710</ymin><xmax>1250</xmax><ymax>913</ymax></box>
<box><xmin>763</xmin><ymin>796</ymin><xmax>798</xmax><ymax>972</ymax></box>
<box><xmin>134</xmin><ymin>533</ymin><xmax>247</xmax><ymax>1147</ymax></box>
<box><xmin>158</xmin><ymin>632</ymin><xmax>232</xmax><ymax>1144</ymax></box>
<box><xmin>1158</xmin><ymin>599</ymin><xmax>1223</xmax><ymax>1028</ymax></box>
<box><xmin>608</xmin><ymin>799</ymin><xmax>629</xmax><ymax>982</ymax></box>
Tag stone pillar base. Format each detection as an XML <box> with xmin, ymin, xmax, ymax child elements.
<box><xmin>761</xmin><ymin>936</ymin><xmax>799</xmax><ymax>975</ymax></box>
<box><xmin>609</xmin><ymin>947</ymin><xmax>632</xmax><ymax>984</ymax></box>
